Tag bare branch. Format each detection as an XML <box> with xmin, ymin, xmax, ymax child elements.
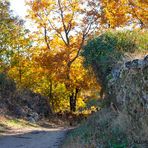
<box><xmin>58</xmin><ymin>0</ymin><xmax>67</xmax><ymax>32</ymax></box>
<box><xmin>36</xmin><ymin>13</ymin><xmax>51</xmax><ymax>50</ymax></box>
<box><xmin>48</xmin><ymin>20</ymin><xmax>68</xmax><ymax>46</ymax></box>
<box><xmin>57</xmin><ymin>0</ymin><xmax>70</xmax><ymax>45</ymax></box>
<box><xmin>44</xmin><ymin>25</ymin><xmax>51</xmax><ymax>50</ymax></box>
<box><xmin>67</xmin><ymin>12</ymin><xmax>75</xmax><ymax>34</ymax></box>
<box><xmin>67</xmin><ymin>33</ymin><xmax>85</xmax><ymax>67</ymax></box>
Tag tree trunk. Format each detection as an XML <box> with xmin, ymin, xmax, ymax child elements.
<box><xmin>49</xmin><ymin>80</ymin><xmax>52</xmax><ymax>100</ymax></box>
<box><xmin>18</xmin><ymin>64</ymin><xmax>22</xmax><ymax>85</ymax></box>
<box><xmin>70</xmin><ymin>88</ymin><xmax>79</xmax><ymax>112</ymax></box>
<box><xmin>48</xmin><ymin>79</ymin><xmax>53</xmax><ymax>114</ymax></box>
<box><xmin>70</xmin><ymin>92</ymin><xmax>75</xmax><ymax>112</ymax></box>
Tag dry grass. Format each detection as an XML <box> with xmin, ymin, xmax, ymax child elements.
<box><xmin>62</xmin><ymin>107</ymin><xmax>148</xmax><ymax>148</ymax></box>
<box><xmin>0</xmin><ymin>115</ymin><xmax>39</xmax><ymax>134</ymax></box>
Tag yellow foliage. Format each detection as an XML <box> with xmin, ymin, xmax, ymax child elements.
<box><xmin>101</xmin><ymin>0</ymin><xmax>148</xmax><ymax>28</ymax></box>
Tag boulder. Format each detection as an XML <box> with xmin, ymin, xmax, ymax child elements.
<box><xmin>28</xmin><ymin>116</ymin><xmax>36</xmax><ymax>123</ymax></box>
<box><xmin>27</xmin><ymin>112</ymin><xmax>39</xmax><ymax>123</ymax></box>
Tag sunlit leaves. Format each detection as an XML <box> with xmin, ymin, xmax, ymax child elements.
<box><xmin>24</xmin><ymin>0</ymin><xmax>102</xmax><ymax>112</ymax></box>
<box><xmin>100</xmin><ymin>0</ymin><xmax>148</xmax><ymax>28</ymax></box>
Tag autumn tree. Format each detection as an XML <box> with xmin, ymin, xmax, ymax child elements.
<box><xmin>100</xmin><ymin>0</ymin><xmax>148</xmax><ymax>28</ymax></box>
<box><xmin>26</xmin><ymin>0</ymin><xmax>100</xmax><ymax>112</ymax></box>
<box><xmin>0</xmin><ymin>0</ymin><xmax>31</xmax><ymax>87</ymax></box>
<box><xmin>0</xmin><ymin>0</ymin><xmax>16</xmax><ymax>71</ymax></box>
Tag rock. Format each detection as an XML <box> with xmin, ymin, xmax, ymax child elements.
<box><xmin>125</xmin><ymin>61</ymin><xmax>132</xmax><ymax>69</ymax></box>
<box><xmin>137</xmin><ymin>59</ymin><xmax>145</xmax><ymax>69</ymax></box>
<box><xmin>144</xmin><ymin>55</ymin><xmax>148</xmax><ymax>61</ymax></box>
<box><xmin>28</xmin><ymin>116</ymin><xmax>36</xmax><ymax>123</ymax></box>
<box><xmin>144</xmin><ymin>55</ymin><xmax>148</xmax><ymax>67</ymax></box>
<box><xmin>130</xmin><ymin>59</ymin><xmax>139</xmax><ymax>69</ymax></box>
<box><xmin>109</xmin><ymin>55</ymin><xmax>148</xmax><ymax>113</ymax></box>
<box><xmin>31</xmin><ymin>112</ymin><xmax>39</xmax><ymax>121</ymax></box>
<box><xmin>111</xmin><ymin>68</ymin><xmax>121</xmax><ymax>80</ymax></box>
<box><xmin>27</xmin><ymin>112</ymin><xmax>39</xmax><ymax>123</ymax></box>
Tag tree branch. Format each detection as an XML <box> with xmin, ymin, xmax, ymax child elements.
<box><xmin>44</xmin><ymin>25</ymin><xmax>51</xmax><ymax>50</ymax></box>
<box><xmin>36</xmin><ymin>13</ymin><xmax>51</xmax><ymax>50</ymax></box>
<box><xmin>58</xmin><ymin>0</ymin><xmax>70</xmax><ymax>45</ymax></box>
<box><xmin>48</xmin><ymin>20</ymin><xmax>68</xmax><ymax>46</ymax></box>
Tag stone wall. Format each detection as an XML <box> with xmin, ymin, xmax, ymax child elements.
<box><xmin>108</xmin><ymin>55</ymin><xmax>148</xmax><ymax>117</ymax></box>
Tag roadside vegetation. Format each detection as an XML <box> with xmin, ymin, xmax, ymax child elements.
<box><xmin>63</xmin><ymin>30</ymin><xmax>148</xmax><ymax>148</ymax></box>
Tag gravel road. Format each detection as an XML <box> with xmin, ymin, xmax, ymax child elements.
<box><xmin>0</xmin><ymin>127</ymin><xmax>69</xmax><ymax>148</ymax></box>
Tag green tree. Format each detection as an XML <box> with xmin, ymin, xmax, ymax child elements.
<box><xmin>0</xmin><ymin>0</ymin><xmax>30</xmax><ymax>76</ymax></box>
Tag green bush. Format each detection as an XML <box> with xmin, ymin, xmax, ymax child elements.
<box><xmin>82</xmin><ymin>30</ymin><xmax>148</xmax><ymax>92</ymax></box>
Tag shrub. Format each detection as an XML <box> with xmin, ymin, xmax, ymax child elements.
<box><xmin>82</xmin><ymin>30</ymin><xmax>148</xmax><ymax>94</ymax></box>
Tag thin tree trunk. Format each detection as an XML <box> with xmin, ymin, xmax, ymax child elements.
<box><xmin>70</xmin><ymin>92</ymin><xmax>75</xmax><ymax>112</ymax></box>
<box><xmin>19</xmin><ymin>65</ymin><xmax>22</xmax><ymax>85</ymax></box>
<box><xmin>48</xmin><ymin>79</ymin><xmax>53</xmax><ymax>114</ymax></box>
<box><xmin>70</xmin><ymin>88</ymin><xmax>79</xmax><ymax>112</ymax></box>
<box><xmin>49</xmin><ymin>79</ymin><xmax>52</xmax><ymax>100</ymax></box>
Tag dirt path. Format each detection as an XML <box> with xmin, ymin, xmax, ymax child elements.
<box><xmin>0</xmin><ymin>127</ymin><xmax>69</xmax><ymax>148</ymax></box>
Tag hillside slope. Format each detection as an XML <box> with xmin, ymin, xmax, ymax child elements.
<box><xmin>63</xmin><ymin>55</ymin><xmax>148</xmax><ymax>148</ymax></box>
<box><xmin>0</xmin><ymin>74</ymin><xmax>52</xmax><ymax>122</ymax></box>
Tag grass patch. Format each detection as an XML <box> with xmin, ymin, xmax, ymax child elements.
<box><xmin>0</xmin><ymin>116</ymin><xmax>38</xmax><ymax>133</ymax></box>
<box><xmin>62</xmin><ymin>107</ymin><xmax>148</xmax><ymax>148</ymax></box>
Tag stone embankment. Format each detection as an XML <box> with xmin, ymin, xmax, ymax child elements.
<box><xmin>107</xmin><ymin>55</ymin><xmax>148</xmax><ymax>144</ymax></box>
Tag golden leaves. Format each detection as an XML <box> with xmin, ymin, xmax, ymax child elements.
<box><xmin>101</xmin><ymin>0</ymin><xmax>148</xmax><ymax>28</ymax></box>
